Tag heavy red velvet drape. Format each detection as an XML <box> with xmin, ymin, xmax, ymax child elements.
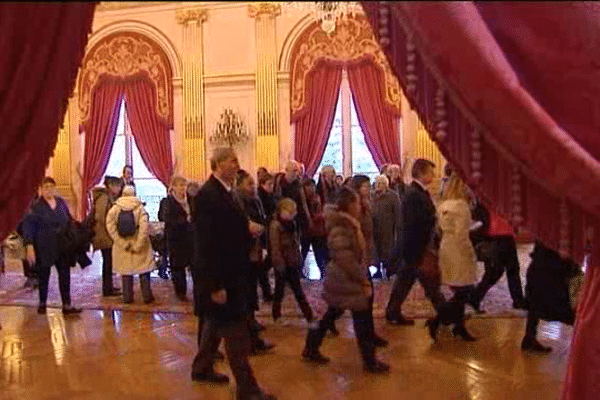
<box><xmin>0</xmin><ymin>3</ymin><xmax>95</xmax><ymax>240</ymax></box>
<box><xmin>292</xmin><ymin>60</ymin><xmax>343</xmax><ymax>177</ymax></box>
<box><xmin>360</xmin><ymin>2</ymin><xmax>600</xmax><ymax>398</ymax></box>
<box><xmin>81</xmin><ymin>78</ymin><xmax>124</xmax><ymax>214</ymax></box>
<box><xmin>124</xmin><ymin>76</ymin><xmax>173</xmax><ymax>187</ymax></box>
<box><xmin>347</xmin><ymin>57</ymin><xmax>401</xmax><ymax>168</ymax></box>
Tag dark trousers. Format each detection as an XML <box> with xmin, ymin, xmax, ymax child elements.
<box><xmin>38</xmin><ymin>258</ymin><xmax>71</xmax><ymax>306</ymax></box>
<box><xmin>525</xmin><ymin>314</ymin><xmax>540</xmax><ymax>339</ymax></box>
<box><xmin>192</xmin><ymin>317</ymin><xmax>261</xmax><ymax>397</ymax></box>
<box><xmin>257</xmin><ymin>256</ymin><xmax>273</xmax><ymax>299</ymax></box>
<box><xmin>474</xmin><ymin>236</ymin><xmax>525</xmax><ymax>305</ymax></box>
<box><xmin>313</xmin><ymin>306</ymin><xmax>376</xmax><ymax>365</ymax></box>
<box><xmin>301</xmin><ymin>236</ymin><xmax>329</xmax><ymax>279</ymax></box>
<box><xmin>386</xmin><ymin>262</ymin><xmax>445</xmax><ymax>315</ymax></box>
<box><xmin>100</xmin><ymin>248</ymin><xmax>115</xmax><ymax>295</ymax></box>
<box><xmin>170</xmin><ymin>251</ymin><xmax>192</xmax><ymax>297</ymax></box>
<box><xmin>273</xmin><ymin>267</ymin><xmax>313</xmax><ymax>321</ymax></box>
<box><xmin>23</xmin><ymin>259</ymin><xmax>37</xmax><ymax>280</ymax></box>
<box><xmin>122</xmin><ymin>273</ymin><xmax>153</xmax><ymax>303</ymax></box>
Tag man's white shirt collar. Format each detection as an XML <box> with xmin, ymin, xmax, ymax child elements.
<box><xmin>214</xmin><ymin>175</ymin><xmax>232</xmax><ymax>193</ymax></box>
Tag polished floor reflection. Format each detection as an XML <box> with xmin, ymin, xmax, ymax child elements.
<box><xmin>0</xmin><ymin>306</ymin><xmax>570</xmax><ymax>400</ymax></box>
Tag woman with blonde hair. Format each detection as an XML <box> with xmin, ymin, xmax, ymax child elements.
<box><xmin>436</xmin><ymin>171</ymin><xmax>478</xmax><ymax>341</ymax></box>
<box><xmin>163</xmin><ymin>175</ymin><xmax>195</xmax><ymax>301</ymax></box>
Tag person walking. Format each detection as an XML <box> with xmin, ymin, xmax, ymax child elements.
<box><xmin>371</xmin><ymin>175</ymin><xmax>401</xmax><ymax>280</ymax></box>
<box><xmin>191</xmin><ymin>147</ymin><xmax>276</xmax><ymax>400</ymax></box>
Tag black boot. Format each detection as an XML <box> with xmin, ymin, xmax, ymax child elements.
<box><xmin>452</xmin><ymin>322</ymin><xmax>476</xmax><ymax>342</ymax></box>
<box><xmin>299</xmin><ymin>301</ymin><xmax>314</xmax><ymax>322</ymax></box>
<box><xmin>354</xmin><ymin>317</ymin><xmax>390</xmax><ymax>374</ymax></box>
<box><xmin>366</xmin><ymin>311</ymin><xmax>388</xmax><ymax>348</ymax></box>
<box><xmin>522</xmin><ymin>337</ymin><xmax>552</xmax><ymax>353</ymax></box>
<box><xmin>302</xmin><ymin>327</ymin><xmax>330</xmax><ymax>364</ymax></box>
<box><xmin>272</xmin><ymin>302</ymin><xmax>282</xmax><ymax>322</ymax></box>
<box><xmin>425</xmin><ymin>317</ymin><xmax>441</xmax><ymax>341</ymax></box>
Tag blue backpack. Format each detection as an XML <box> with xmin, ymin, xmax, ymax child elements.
<box><xmin>116</xmin><ymin>207</ymin><xmax>139</xmax><ymax>238</ymax></box>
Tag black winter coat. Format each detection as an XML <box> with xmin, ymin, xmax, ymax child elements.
<box><xmin>163</xmin><ymin>195</ymin><xmax>195</xmax><ymax>266</ymax></box>
<box><xmin>193</xmin><ymin>176</ymin><xmax>253</xmax><ymax>322</ymax></box>
<box><xmin>525</xmin><ymin>242</ymin><xmax>578</xmax><ymax>325</ymax></box>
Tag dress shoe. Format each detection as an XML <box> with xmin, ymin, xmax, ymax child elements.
<box><xmin>521</xmin><ymin>337</ymin><xmax>552</xmax><ymax>353</ymax></box>
<box><xmin>386</xmin><ymin>312</ymin><xmax>415</xmax><ymax>326</ymax></box>
<box><xmin>37</xmin><ymin>304</ymin><xmax>47</xmax><ymax>315</ymax></box>
<box><xmin>372</xmin><ymin>335</ymin><xmax>389</xmax><ymax>348</ymax></box>
<box><xmin>251</xmin><ymin>320</ymin><xmax>266</xmax><ymax>332</ymax></box>
<box><xmin>364</xmin><ymin>360</ymin><xmax>391</xmax><ymax>374</ymax></box>
<box><xmin>63</xmin><ymin>306</ymin><xmax>82</xmax><ymax>316</ymax></box>
<box><xmin>452</xmin><ymin>324</ymin><xmax>476</xmax><ymax>342</ymax></box>
<box><xmin>327</xmin><ymin>323</ymin><xmax>340</xmax><ymax>336</ymax></box>
<box><xmin>251</xmin><ymin>340</ymin><xmax>275</xmax><ymax>355</ymax></box>
<box><xmin>191</xmin><ymin>371</ymin><xmax>230</xmax><ymax>384</ymax></box>
<box><xmin>103</xmin><ymin>289</ymin><xmax>122</xmax><ymax>297</ymax></box>
<box><xmin>144</xmin><ymin>297</ymin><xmax>155</xmax><ymax>305</ymax></box>
<box><xmin>425</xmin><ymin>317</ymin><xmax>440</xmax><ymax>341</ymax></box>
<box><xmin>301</xmin><ymin>348</ymin><xmax>330</xmax><ymax>364</ymax></box>
<box><xmin>513</xmin><ymin>301</ymin><xmax>527</xmax><ymax>310</ymax></box>
<box><xmin>239</xmin><ymin>391</ymin><xmax>277</xmax><ymax>400</ymax></box>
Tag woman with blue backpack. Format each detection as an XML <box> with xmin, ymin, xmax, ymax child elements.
<box><xmin>106</xmin><ymin>185</ymin><xmax>155</xmax><ymax>304</ymax></box>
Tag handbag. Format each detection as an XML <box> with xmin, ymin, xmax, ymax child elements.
<box><xmin>419</xmin><ymin>247</ymin><xmax>441</xmax><ymax>287</ymax></box>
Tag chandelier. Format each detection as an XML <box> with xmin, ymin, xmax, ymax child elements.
<box><xmin>282</xmin><ymin>2</ymin><xmax>362</xmax><ymax>34</ymax></box>
<box><xmin>210</xmin><ymin>108</ymin><xmax>249</xmax><ymax>148</ymax></box>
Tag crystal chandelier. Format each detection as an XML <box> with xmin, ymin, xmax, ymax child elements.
<box><xmin>210</xmin><ymin>108</ymin><xmax>249</xmax><ymax>148</ymax></box>
<box><xmin>282</xmin><ymin>2</ymin><xmax>362</xmax><ymax>34</ymax></box>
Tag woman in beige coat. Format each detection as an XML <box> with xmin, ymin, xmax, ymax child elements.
<box><xmin>106</xmin><ymin>186</ymin><xmax>155</xmax><ymax>304</ymax></box>
<box><xmin>438</xmin><ymin>172</ymin><xmax>477</xmax><ymax>341</ymax></box>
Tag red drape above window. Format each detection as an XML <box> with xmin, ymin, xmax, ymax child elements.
<box><xmin>0</xmin><ymin>3</ymin><xmax>96</xmax><ymax>240</ymax></box>
<box><xmin>360</xmin><ymin>2</ymin><xmax>600</xmax><ymax>398</ymax></box>
<box><xmin>81</xmin><ymin>77</ymin><xmax>125</xmax><ymax>214</ymax></box>
<box><xmin>347</xmin><ymin>57</ymin><xmax>401</xmax><ymax>168</ymax></box>
<box><xmin>124</xmin><ymin>76</ymin><xmax>173</xmax><ymax>187</ymax></box>
<box><xmin>292</xmin><ymin>60</ymin><xmax>343</xmax><ymax>177</ymax></box>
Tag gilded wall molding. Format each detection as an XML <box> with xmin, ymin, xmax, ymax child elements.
<box><xmin>78</xmin><ymin>31</ymin><xmax>173</xmax><ymax>126</ymax></box>
<box><xmin>97</xmin><ymin>2</ymin><xmax>172</xmax><ymax>12</ymax></box>
<box><xmin>248</xmin><ymin>2</ymin><xmax>281</xmax><ymax>18</ymax></box>
<box><xmin>290</xmin><ymin>15</ymin><xmax>401</xmax><ymax>116</ymax></box>
<box><xmin>175</xmin><ymin>8</ymin><xmax>208</xmax><ymax>24</ymax></box>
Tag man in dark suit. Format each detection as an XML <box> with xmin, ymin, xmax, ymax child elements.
<box><xmin>191</xmin><ymin>147</ymin><xmax>276</xmax><ymax>400</ymax></box>
<box><xmin>385</xmin><ymin>159</ymin><xmax>446</xmax><ymax>327</ymax></box>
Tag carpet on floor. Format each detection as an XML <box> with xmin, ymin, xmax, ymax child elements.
<box><xmin>0</xmin><ymin>266</ymin><xmax>527</xmax><ymax>320</ymax></box>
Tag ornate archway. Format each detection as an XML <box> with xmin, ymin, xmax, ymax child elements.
<box><xmin>289</xmin><ymin>14</ymin><xmax>401</xmax><ymax>118</ymax></box>
<box><xmin>78</xmin><ymin>31</ymin><xmax>173</xmax><ymax>128</ymax></box>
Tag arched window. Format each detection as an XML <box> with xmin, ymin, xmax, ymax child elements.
<box><xmin>316</xmin><ymin>69</ymin><xmax>379</xmax><ymax>180</ymax></box>
<box><xmin>102</xmin><ymin>100</ymin><xmax>166</xmax><ymax>221</ymax></box>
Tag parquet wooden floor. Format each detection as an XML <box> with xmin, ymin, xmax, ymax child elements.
<box><xmin>0</xmin><ymin>305</ymin><xmax>571</xmax><ymax>400</ymax></box>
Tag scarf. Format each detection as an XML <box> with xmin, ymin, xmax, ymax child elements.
<box><xmin>173</xmin><ymin>194</ymin><xmax>191</xmax><ymax>223</ymax></box>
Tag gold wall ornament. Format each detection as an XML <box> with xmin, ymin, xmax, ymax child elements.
<box><xmin>175</xmin><ymin>8</ymin><xmax>208</xmax><ymax>25</ymax></box>
<box><xmin>289</xmin><ymin>14</ymin><xmax>401</xmax><ymax>118</ymax></box>
<box><xmin>248</xmin><ymin>2</ymin><xmax>281</xmax><ymax>18</ymax></box>
<box><xmin>211</xmin><ymin>108</ymin><xmax>249</xmax><ymax>148</ymax></box>
<box><xmin>177</xmin><ymin>7</ymin><xmax>208</xmax><ymax>180</ymax></box>
<box><xmin>78</xmin><ymin>32</ymin><xmax>173</xmax><ymax>127</ymax></box>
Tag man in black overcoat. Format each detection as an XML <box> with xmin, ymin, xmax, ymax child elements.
<box><xmin>385</xmin><ymin>159</ymin><xmax>446</xmax><ymax>328</ymax></box>
<box><xmin>191</xmin><ymin>147</ymin><xmax>275</xmax><ymax>400</ymax></box>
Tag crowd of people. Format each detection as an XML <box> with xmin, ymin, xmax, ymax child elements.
<box><xmin>0</xmin><ymin>148</ymin><xmax>584</xmax><ymax>400</ymax></box>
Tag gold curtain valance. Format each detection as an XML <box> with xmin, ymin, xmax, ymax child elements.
<box><xmin>290</xmin><ymin>14</ymin><xmax>401</xmax><ymax>117</ymax></box>
<box><xmin>78</xmin><ymin>31</ymin><xmax>173</xmax><ymax>127</ymax></box>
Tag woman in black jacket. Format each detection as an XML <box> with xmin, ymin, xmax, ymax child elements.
<box><xmin>163</xmin><ymin>176</ymin><xmax>195</xmax><ymax>301</ymax></box>
<box><xmin>21</xmin><ymin>177</ymin><xmax>81</xmax><ymax>315</ymax></box>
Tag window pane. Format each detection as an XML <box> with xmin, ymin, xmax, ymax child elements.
<box><xmin>315</xmin><ymin>94</ymin><xmax>343</xmax><ymax>180</ymax></box>
<box><xmin>131</xmin><ymin>135</ymin><xmax>155</xmax><ymax>179</ymax></box>
<box><xmin>135</xmin><ymin>178</ymin><xmax>166</xmax><ymax>222</ymax></box>
<box><xmin>102</xmin><ymin>101</ymin><xmax>127</xmax><ymax>182</ymax></box>
<box><xmin>350</xmin><ymin>95</ymin><xmax>379</xmax><ymax>181</ymax></box>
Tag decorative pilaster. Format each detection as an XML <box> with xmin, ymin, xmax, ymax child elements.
<box><xmin>249</xmin><ymin>3</ymin><xmax>281</xmax><ymax>171</ymax></box>
<box><xmin>176</xmin><ymin>8</ymin><xmax>208</xmax><ymax>181</ymax></box>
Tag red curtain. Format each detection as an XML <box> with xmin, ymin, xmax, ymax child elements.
<box><xmin>347</xmin><ymin>57</ymin><xmax>401</xmax><ymax>168</ymax></box>
<box><xmin>360</xmin><ymin>2</ymin><xmax>600</xmax><ymax>398</ymax></box>
<box><xmin>292</xmin><ymin>60</ymin><xmax>343</xmax><ymax>177</ymax></box>
<box><xmin>124</xmin><ymin>76</ymin><xmax>173</xmax><ymax>186</ymax></box>
<box><xmin>0</xmin><ymin>3</ymin><xmax>95</xmax><ymax>240</ymax></box>
<box><xmin>81</xmin><ymin>77</ymin><xmax>125</xmax><ymax>214</ymax></box>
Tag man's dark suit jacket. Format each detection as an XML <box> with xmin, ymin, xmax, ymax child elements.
<box><xmin>397</xmin><ymin>181</ymin><xmax>437</xmax><ymax>269</ymax></box>
<box><xmin>193</xmin><ymin>175</ymin><xmax>252</xmax><ymax>323</ymax></box>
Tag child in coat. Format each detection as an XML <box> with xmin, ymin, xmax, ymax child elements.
<box><xmin>270</xmin><ymin>198</ymin><xmax>313</xmax><ymax>322</ymax></box>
